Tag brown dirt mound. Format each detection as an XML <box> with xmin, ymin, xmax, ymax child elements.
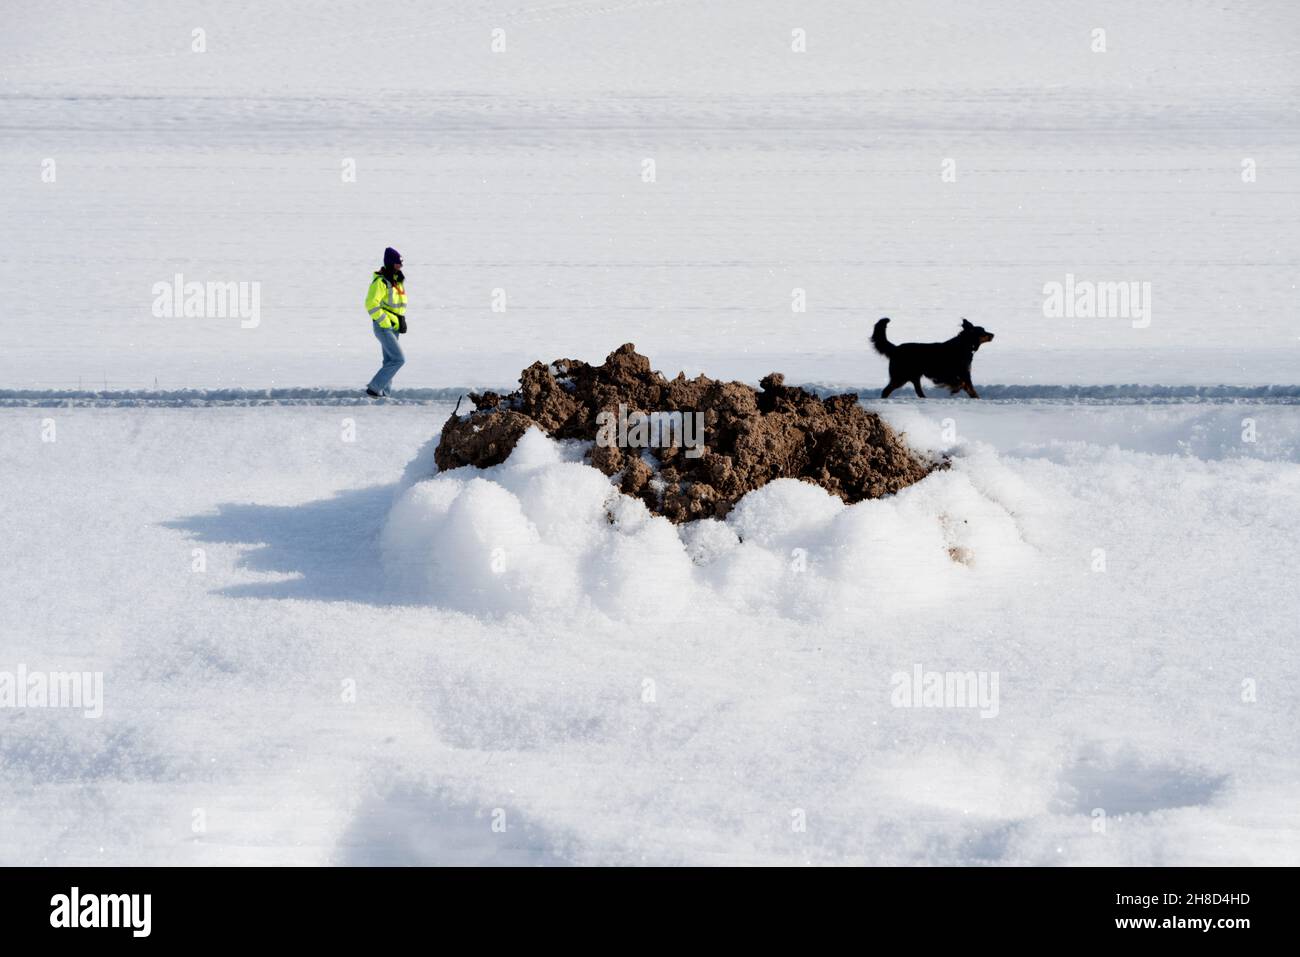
<box><xmin>434</xmin><ymin>343</ymin><xmax>942</xmax><ymax>523</ymax></box>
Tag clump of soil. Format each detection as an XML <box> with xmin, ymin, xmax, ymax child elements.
<box><xmin>434</xmin><ymin>344</ymin><xmax>941</xmax><ymax>523</ymax></box>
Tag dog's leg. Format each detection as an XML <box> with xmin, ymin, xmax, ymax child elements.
<box><xmin>911</xmin><ymin>379</ymin><xmax>926</xmax><ymax>398</ymax></box>
<box><xmin>963</xmin><ymin>381</ymin><xmax>980</xmax><ymax>399</ymax></box>
<box><xmin>882</xmin><ymin>375</ymin><xmax>905</xmax><ymax>399</ymax></box>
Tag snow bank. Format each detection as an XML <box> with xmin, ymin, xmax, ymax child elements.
<box><xmin>5</xmin><ymin>403</ymin><xmax>1299</xmax><ymax>865</ymax></box>
<box><xmin>383</xmin><ymin>427</ymin><xmax>1032</xmax><ymax>621</ymax></box>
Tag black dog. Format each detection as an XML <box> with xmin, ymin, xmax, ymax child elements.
<box><xmin>871</xmin><ymin>317</ymin><xmax>995</xmax><ymax>398</ymax></box>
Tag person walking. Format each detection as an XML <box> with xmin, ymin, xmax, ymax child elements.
<box><xmin>364</xmin><ymin>247</ymin><xmax>408</xmax><ymax>397</ymax></box>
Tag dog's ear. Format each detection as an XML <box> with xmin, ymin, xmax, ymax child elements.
<box><xmin>961</xmin><ymin>318</ymin><xmax>973</xmax><ymax>329</ymax></box>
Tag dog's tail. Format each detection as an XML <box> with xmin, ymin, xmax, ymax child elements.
<box><xmin>871</xmin><ymin>317</ymin><xmax>895</xmax><ymax>357</ymax></box>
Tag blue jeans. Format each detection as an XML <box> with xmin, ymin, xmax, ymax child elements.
<box><xmin>367</xmin><ymin>322</ymin><xmax>405</xmax><ymax>395</ymax></box>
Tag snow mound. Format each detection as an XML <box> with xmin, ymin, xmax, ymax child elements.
<box><xmin>383</xmin><ymin>427</ymin><xmax>1031</xmax><ymax>620</ymax></box>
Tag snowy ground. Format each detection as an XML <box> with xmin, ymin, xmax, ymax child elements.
<box><xmin>1</xmin><ymin>398</ymin><xmax>1297</xmax><ymax>865</ymax></box>
<box><xmin>3</xmin><ymin>1</ymin><xmax>1299</xmax><ymax>389</ymax></box>
<box><xmin>2</xmin><ymin>0</ymin><xmax>1298</xmax><ymax>865</ymax></box>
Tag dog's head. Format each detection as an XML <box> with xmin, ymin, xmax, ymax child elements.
<box><xmin>960</xmin><ymin>318</ymin><xmax>995</xmax><ymax>350</ymax></box>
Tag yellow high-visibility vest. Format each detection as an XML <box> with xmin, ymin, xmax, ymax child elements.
<box><xmin>365</xmin><ymin>272</ymin><xmax>407</xmax><ymax>330</ymax></box>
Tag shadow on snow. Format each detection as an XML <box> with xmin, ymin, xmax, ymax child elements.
<box><xmin>162</xmin><ymin>484</ymin><xmax>405</xmax><ymax>605</ymax></box>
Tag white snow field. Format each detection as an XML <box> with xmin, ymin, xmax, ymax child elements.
<box><xmin>2</xmin><ymin>0</ymin><xmax>1299</xmax><ymax>865</ymax></box>
<box><xmin>2</xmin><ymin>1</ymin><xmax>1298</xmax><ymax>388</ymax></box>
<box><xmin>0</xmin><ymin>399</ymin><xmax>1297</xmax><ymax>865</ymax></box>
